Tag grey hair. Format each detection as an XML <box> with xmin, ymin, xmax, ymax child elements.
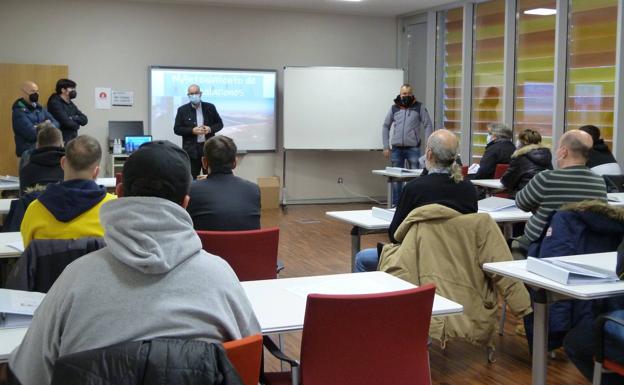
<box><xmin>487</xmin><ymin>123</ymin><xmax>512</xmax><ymax>140</ymax></box>
<box><xmin>428</xmin><ymin>133</ymin><xmax>463</xmax><ymax>183</ymax></box>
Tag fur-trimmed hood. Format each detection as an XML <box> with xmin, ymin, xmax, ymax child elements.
<box><xmin>560</xmin><ymin>200</ymin><xmax>624</xmax><ymax>222</ymax></box>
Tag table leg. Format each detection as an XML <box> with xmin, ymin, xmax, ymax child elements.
<box><xmin>532</xmin><ymin>290</ymin><xmax>549</xmax><ymax>385</ymax></box>
<box><xmin>350</xmin><ymin>226</ymin><xmax>362</xmax><ymax>272</ymax></box>
<box><xmin>503</xmin><ymin>223</ymin><xmax>513</xmax><ymax>239</ymax></box>
<box><xmin>387</xmin><ymin>178</ymin><xmax>392</xmax><ymax>208</ymax></box>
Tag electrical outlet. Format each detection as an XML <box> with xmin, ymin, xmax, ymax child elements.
<box><xmin>337</xmin><ymin>177</ymin><xmax>343</xmax><ymax>184</ymax></box>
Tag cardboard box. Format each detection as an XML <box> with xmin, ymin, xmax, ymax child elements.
<box><xmin>257</xmin><ymin>176</ymin><xmax>281</xmax><ymax>209</ymax></box>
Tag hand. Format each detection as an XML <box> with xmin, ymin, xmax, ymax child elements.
<box><xmin>44</xmin><ymin>119</ymin><xmax>51</xmax><ymax>124</ymax></box>
<box><xmin>203</xmin><ymin>125</ymin><xmax>211</xmax><ymax>134</ymax></box>
<box><xmin>383</xmin><ymin>149</ymin><xmax>390</xmax><ymax>159</ymax></box>
<box><xmin>192</xmin><ymin>126</ymin><xmax>204</xmax><ymax>135</ymax></box>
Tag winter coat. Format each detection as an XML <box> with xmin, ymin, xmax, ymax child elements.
<box><xmin>474</xmin><ymin>138</ymin><xmax>516</xmax><ymax>179</ymax></box>
<box><xmin>47</xmin><ymin>94</ymin><xmax>88</xmax><ymax>143</ymax></box>
<box><xmin>378</xmin><ymin>204</ymin><xmax>532</xmax><ymax>348</ymax></box>
<box><xmin>18</xmin><ymin>146</ymin><xmax>65</xmax><ymax>195</ymax></box>
<box><xmin>11</xmin><ymin>98</ymin><xmax>59</xmax><ymax>156</ymax></box>
<box><xmin>50</xmin><ymin>338</ymin><xmax>243</xmax><ymax>385</ymax></box>
<box><xmin>501</xmin><ymin>144</ymin><xmax>553</xmax><ymax>195</ymax></box>
<box><xmin>525</xmin><ymin>200</ymin><xmax>624</xmax><ymax>351</ymax></box>
<box><xmin>587</xmin><ymin>139</ymin><xmax>622</xmax><ymax>176</ymax></box>
<box><xmin>382</xmin><ymin>96</ymin><xmax>433</xmax><ymax>149</ymax></box>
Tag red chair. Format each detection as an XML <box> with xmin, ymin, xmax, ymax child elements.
<box><xmin>461</xmin><ymin>165</ymin><xmax>469</xmax><ymax>177</ymax></box>
<box><xmin>593</xmin><ymin>314</ymin><xmax>624</xmax><ymax>384</ymax></box>
<box><xmin>494</xmin><ymin>164</ymin><xmax>511</xmax><ymax>198</ymax></box>
<box><xmin>115</xmin><ymin>172</ymin><xmax>122</xmax><ymax>187</ymax></box>
<box><xmin>197</xmin><ymin>227</ymin><xmax>279</xmax><ymax>281</ymax></box>
<box><xmin>263</xmin><ymin>284</ymin><xmax>436</xmax><ymax>385</ymax></box>
<box><xmin>223</xmin><ymin>334</ymin><xmax>263</xmax><ymax>385</ymax></box>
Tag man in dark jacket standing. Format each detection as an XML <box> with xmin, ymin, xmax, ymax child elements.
<box><xmin>473</xmin><ymin>123</ymin><xmax>516</xmax><ymax>179</ymax></box>
<box><xmin>19</xmin><ymin>122</ymin><xmax>65</xmax><ymax>195</ymax></box>
<box><xmin>174</xmin><ymin>84</ymin><xmax>224</xmax><ymax>179</ymax></box>
<box><xmin>47</xmin><ymin>78</ymin><xmax>88</xmax><ymax>143</ymax></box>
<box><xmin>12</xmin><ymin>81</ymin><xmax>59</xmax><ymax>159</ymax></box>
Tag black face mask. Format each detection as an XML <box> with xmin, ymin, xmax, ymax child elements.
<box><xmin>69</xmin><ymin>90</ymin><xmax>77</xmax><ymax>99</ymax></box>
<box><xmin>401</xmin><ymin>95</ymin><xmax>414</xmax><ymax>106</ymax></box>
<box><xmin>28</xmin><ymin>92</ymin><xmax>39</xmax><ymax>103</ymax></box>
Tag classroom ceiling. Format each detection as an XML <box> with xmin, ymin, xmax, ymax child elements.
<box><xmin>127</xmin><ymin>0</ymin><xmax>460</xmax><ymax>17</ymax></box>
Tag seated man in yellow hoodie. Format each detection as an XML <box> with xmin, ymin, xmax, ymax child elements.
<box><xmin>20</xmin><ymin>135</ymin><xmax>116</xmax><ymax>246</ymax></box>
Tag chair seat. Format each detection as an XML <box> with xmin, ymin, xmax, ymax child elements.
<box><xmin>262</xmin><ymin>372</ymin><xmax>292</xmax><ymax>385</ymax></box>
<box><xmin>604</xmin><ymin>359</ymin><xmax>624</xmax><ymax>377</ymax></box>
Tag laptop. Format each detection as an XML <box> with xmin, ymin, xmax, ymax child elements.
<box><xmin>124</xmin><ymin>135</ymin><xmax>152</xmax><ymax>153</ymax></box>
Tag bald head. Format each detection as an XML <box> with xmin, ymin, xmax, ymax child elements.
<box><xmin>426</xmin><ymin>129</ymin><xmax>459</xmax><ymax>170</ymax></box>
<box><xmin>187</xmin><ymin>84</ymin><xmax>200</xmax><ymax>94</ymax></box>
<box><xmin>556</xmin><ymin>129</ymin><xmax>592</xmax><ymax>168</ymax></box>
<box><xmin>20</xmin><ymin>81</ymin><xmax>39</xmax><ymax>103</ymax></box>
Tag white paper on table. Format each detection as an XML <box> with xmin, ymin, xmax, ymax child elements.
<box><xmin>0</xmin><ymin>289</ymin><xmax>45</xmax><ymax>316</ymax></box>
<box><xmin>0</xmin><ymin>314</ymin><xmax>33</xmax><ymax>329</ymax></box>
<box><xmin>468</xmin><ymin>163</ymin><xmax>480</xmax><ymax>174</ymax></box>
<box><xmin>6</xmin><ymin>241</ymin><xmax>24</xmax><ymax>252</ymax></box>
<box><xmin>287</xmin><ymin>276</ymin><xmax>393</xmax><ymax>298</ymax></box>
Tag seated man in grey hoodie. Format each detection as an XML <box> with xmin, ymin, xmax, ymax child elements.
<box><xmin>9</xmin><ymin>140</ymin><xmax>261</xmax><ymax>385</ymax></box>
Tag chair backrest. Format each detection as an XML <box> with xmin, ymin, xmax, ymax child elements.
<box><xmin>299</xmin><ymin>285</ymin><xmax>436</xmax><ymax>385</ymax></box>
<box><xmin>115</xmin><ymin>172</ymin><xmax>122</xmax><ymax>186</ymax></box>
<box><xmin>461</xmin><ymin>165</ymin><xmax>468</xmax><ymax>177</ymax></box>
<box><xmin>197</xmin><ymin>227</ymin><xmax>279</xmax><ymax>281</ymax></box>
<box><xmin>494</xmin><ymin>163</ymin><xmax>509</xmax><ymax>179</ymax></box>
<box><xmin>222</xmin><ymin>334</ymin><xmax>263</xmax><ymax>385</ymax></box>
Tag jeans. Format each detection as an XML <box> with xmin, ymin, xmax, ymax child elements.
<box><xmin>564</xmin><ymin>310</ymin><xmax>624</xmax><ymax>384</ymax></box>
<box><xmin>354</xmin><ymin>248</ymin><xmax>380</xmax><ymax>272</ymax></box>
<box><xmin>390</xmin><ymin>147</ymin><xmax>421</xmax><ymax>206</ymax></box>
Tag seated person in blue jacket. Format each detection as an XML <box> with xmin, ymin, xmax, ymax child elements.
<box><xmin>12</xmin><ymin>81</ymin><xmax>59</xmax><ymax>161</ymax></box>
<box><xmin>355</xmin><ymin>129</ymin><xmax>478</xmax><ymax>272</ymax></box>
<box><xmin>563</xmin><ymin>242</ymin><xmax>624</xmax><ymax>385</ymax></box>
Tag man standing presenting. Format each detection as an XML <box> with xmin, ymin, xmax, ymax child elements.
<box><xmin>382</xmin><ymin>84</ymin><xmax>433</xmax><ymax>206</ymax></box>
<box><xmin>174</xmin><ymin>84</ymin><xmax>223</xmax><ymax>178</ymax></box>
<box><xmin>12</xmin><ymin>81</ymin><xmax>59</xmax><ymax>160</ymax></box>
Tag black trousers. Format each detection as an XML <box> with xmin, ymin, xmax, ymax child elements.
<box><xmin>187</xmin><ymin>143</ymin><xmax>206</xmax><ymax>179</ymax></box>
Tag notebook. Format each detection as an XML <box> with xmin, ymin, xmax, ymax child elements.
<box><xmin>526</xmin><ymin>257</ymin><xmax>620</xmax><ymax>285</ymax></box>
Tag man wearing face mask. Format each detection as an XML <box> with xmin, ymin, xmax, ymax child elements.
<box><xmin>12</xmin><ymin>81</ymin><xmax>59</xmax><ymax>160</ymax></box>
<box><xmin>47</xmin><ymin>79</ymin><xmax>89</xmax><ymax>144</ymax></box>
<box><xmin>174</xmin><ymin>84</ymin><xmax>223</xmax><ymax>179</ymax></box>
<box><xmin>382</xmin><ymin>84</ymin><xmax>433</xmax><ymax>207</ymax></box>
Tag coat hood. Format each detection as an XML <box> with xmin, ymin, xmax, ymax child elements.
<box><xmin>38</xmin><ymin>179</ymin><xmax>107</xmax><ymax>222</ymax></box>
<box><xmin>511</xmin><ymin>145</ymin><xmax>552</xmax><ymax>167</ymax></box>
<box><xmin>100</xmin><ymin>197</ymin><xmax>203</xmax><ymax>274</ymax></box>
<box><xmin>393</xmin><ymin>204</ymin><xmax>465</xmax><ymax>242</ymax></box>
<box><xmin>560</xmin><ymin>200</ymin><xmax>624</xmax><ymax>234</ymax></box>
<box><xmin>29</xmin><ymin>147</ymin><xmax>65</xmax><ymax>167</ymax></box>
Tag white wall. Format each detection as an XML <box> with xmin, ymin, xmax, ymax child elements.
<box><xmin>0</xmin><ymin>0</ymin><xmax>397</xmax><ymax>203</ymax></box>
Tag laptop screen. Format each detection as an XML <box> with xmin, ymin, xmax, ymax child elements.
<box><xmin>124</xmin><ymin>136</ymin><xmax>152</xmax><ymax>153</ymax></box>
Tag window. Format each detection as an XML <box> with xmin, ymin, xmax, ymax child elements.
<box><xmin>566</xmin><ymin>0</ymin><xmax>618</xmax><ymax>145</ymax></box>
<box><xmin>436</xmin><ymin>7</ymin><xmax>464</xmax><ymax>138</ymax></box>
<box><xmin>514</xmin><ymin>0</ymin><xmax>556</xmax><ymax>148</ymax></box>
<box><xmin>471</xmin><ymin>0</ymin><xmax>506</xmax><ymax>163</ymax></box>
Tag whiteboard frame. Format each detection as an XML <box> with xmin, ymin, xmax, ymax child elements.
<box><xmin>283</xmin><ymin>66</ymin><xmax>405</xmax><ymax>150</ymax></box>
<box><xmin>148</xmin><ymin>65</ymin><xmax>278</xmax><ymax>152</ymax></box>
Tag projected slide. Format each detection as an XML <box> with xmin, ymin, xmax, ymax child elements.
<box><xmin>150</xmin><ymin>67</ymin><xmax>277</xmax><ymax>151</ymax></box>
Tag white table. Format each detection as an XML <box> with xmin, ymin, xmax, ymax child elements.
<box><xmin>326</xmin><ymin>206</ymin><xmax>532</xmax><ymax>271</ymax></box>
<box><xmin>0</xmin><ymin>178</ymin><xmax>116</xmax><ymax>195</ymax></box>
<box><xmin>0</xmin><ymin>232</ymin><xmax>24</xmax><ymax>259</ymax></box>
<box><xmin>372</xmin><ymin>169</ymin><xmax>423</xmax><ymax>208</ymax></box>
<box><xmin>0</xmin><ymin>272</ymin><xmax>463</xmax><ymax>363</ymax></box>
<box><xmin>96</xmin><ymin>178</ymin><xmax>117</xmax><ymax>190</ymax></box>
<box><xmin>483</xmin><ymin>252</ymin><xmax>624</xmax><ymax>385</ymax></box>
<box><xmin>608</xmin><ymin>193</ymin><xmax>624</xmax><ymax>207</ymax></box>
<box><xmin>0</xmin><ymin>199</ymin><xmax>14</xmax><ymax>215</ymax></box>
<box><xmin>470</xmin><ymin>179</ymin><xmax>504</xmax><ymax>190</ymax></box>
<box><xmin>243</xmin><ymin>272</ymin><xmax>463</xmax><ymax>334</ymax></box>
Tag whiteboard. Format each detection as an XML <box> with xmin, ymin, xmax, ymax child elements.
<box><xmin>283</xmin><ymin>67</ymin><xmax>404</xmax><ymax>150</ymax></box>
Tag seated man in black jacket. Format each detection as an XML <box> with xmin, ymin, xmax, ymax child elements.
<box><xmin>47</xmin><ymin>79</ymin><xmax>88</xmax><ymax>144</ymax></box>
<box><xmin>354</xmin><ymin>129</ymin><xmax>478</xmax><ymax>272</ymax></box>
<box><xmin>472</xmin><ymin>123</ymin><xmax>516</xmax><ymax>179</ymax></box>
<box><xmin>19</xmin><ymin>122</ymin><xmax>65</xmax><ymax>195</ymax></box>
<box><xmin>579</xmin><ymin>124</ymin><xmax>622</xmax><ymax>176</ymax></box>
<box><xmin>187</xmin><ymin>135</ymin><xmax>261</xmax><ymax>231</ymax></box>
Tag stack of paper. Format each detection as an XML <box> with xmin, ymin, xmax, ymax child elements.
<box><xmin>384</xmin><ymin>167</ymin><xmax>421</xmax><ymax>174</ymax></box>
<box><xmin>526</xmin><ymin>257</ymin><xmax>620</xmax><ymax>285</ymax></box>
<box><xmin>607</xmin><ymin>193</ymin><xmax>624</xmax><ymax>202</ymax></box>
<box><xmin>372</xmin><ymin>207</ymin><xmax>395</xmax><ymax>222</ymax></box>
<box><xmin>0</xmin><ymin>289</ymin><xmax>45</xmax><ymax>328</ymax></box>
<box><xmin>478</xmin><ymin>197</ymin><xmax>516</xmax><ymax>212</ymax></box>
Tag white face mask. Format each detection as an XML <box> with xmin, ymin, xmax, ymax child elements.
<box><xmin>188</xmin><ymin>94</ymin><xmax>201</xmax><ymax>104</ymax></box>
<box><xmin>515</xmin><ymin>140</ymin><xmax>522</xmax><ymax>148</ymax></box>
<box><xmin>486</xmin><ymin>134</ymin><xmax>493</xmax><ymax>144</ymax></box>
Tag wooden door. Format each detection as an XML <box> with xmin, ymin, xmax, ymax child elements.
<box><xmin>0</xmin><ymin>63</ymin><xmax>68</xmax><ymax>175</ymax></box>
